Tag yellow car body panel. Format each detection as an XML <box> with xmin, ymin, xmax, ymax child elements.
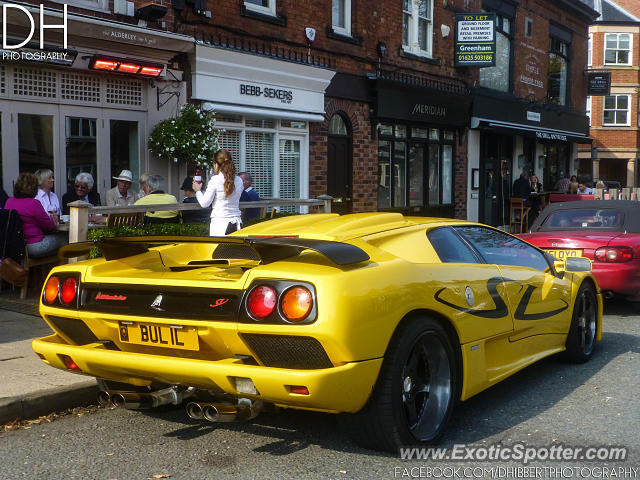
<box><xmin>33</xmin><ymin>213</ymin><xmax>602</xmax><ymax>414</ymax></box>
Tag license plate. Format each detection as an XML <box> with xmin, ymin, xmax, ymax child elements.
<box><xmin>544</xmin><ymin>249</ymin><xmax>582</xmax><ymax>260</ymax></box>
<box><xmin>118</xmin><ymin>321</ymin><xmax>199</xmax><ymax>351</ymax></box>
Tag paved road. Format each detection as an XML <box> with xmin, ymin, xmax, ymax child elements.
<box><xmin>1</xmin><ymin>301</ymin><xmax>639</xmax><ymax>480</ymax></box>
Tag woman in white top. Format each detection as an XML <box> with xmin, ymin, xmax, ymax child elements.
<box><xmin>34</xmin><ymin>168</ymin><xmax>61</xmax><ymax>222</ymax></box>
<box><xmin>193</xmin><ymin>149</ymin><xmax>244</xmax><ymax>236</ymax></box>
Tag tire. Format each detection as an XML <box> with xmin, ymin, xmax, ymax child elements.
<box><xmin>564</xmin><ymin>283</ymin><xmax>598</xmax><ymax>363</ymax></box>
<box><xmin>346</xmin><ymin>316</ymin><xmax>458</xmax><ymax>452</ymax></box>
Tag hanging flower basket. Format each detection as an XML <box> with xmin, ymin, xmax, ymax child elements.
<box><xmin>148</xmin><ymin>104</ymin><xmax>221</xmax><ymax>170</ymax></box>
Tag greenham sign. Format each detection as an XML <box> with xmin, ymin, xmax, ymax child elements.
<box><xmin>455</xmin><ymin>13</ymin><xmax>496</xmax><ymax>67</ymax></box>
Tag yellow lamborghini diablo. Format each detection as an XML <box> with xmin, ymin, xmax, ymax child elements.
<box><xmin>33</xmin><ymin>213</ymin><xmax>602</xmax><ymax>451</ymax></box>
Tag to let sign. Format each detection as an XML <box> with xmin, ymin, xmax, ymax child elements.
<box><xmin>455</xmin><ymin>13</ymin><xmax>496</xmax><ymax>67</ymax></box>
<box><xmin>587</xmin><ymin>72</ymin><xmax>611</xmax><ymax>96</ymax></box>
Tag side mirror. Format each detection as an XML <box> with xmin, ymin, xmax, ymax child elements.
<box><xmin>565</xmin><ymin>256</ymin><xmax>592</xmax><ymax>272</ymax></box>
<box><xmin>553</xmin><ymin>260</ymin><xmax>566</xmax><ymax>274</ymax></box>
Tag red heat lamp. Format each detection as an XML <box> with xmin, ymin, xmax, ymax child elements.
<box><xmin>89</xmin><ymin>56</ymin><xmax>164</xmax><ymax>77</ymax></box>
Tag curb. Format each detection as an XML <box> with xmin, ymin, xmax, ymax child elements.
<box><xmin>0</xmin><ymin>381</ymin><xmax>98</xmax><ymax>425</ymax></box>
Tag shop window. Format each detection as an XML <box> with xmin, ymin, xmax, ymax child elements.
<box><xmin>244</xmin><ymin>0</ymin><xmax>276</xmax><ymax>16</ymax></box>
<box><xmin>603</xmin><ymin>95</ymin><xmax>630</xmax><ymax>126</ymax></box>
<box><xmin>378</xmin><ymin>124</ymin><xmax>393</xmax><ymax>136</ymax></box>
<box><xmin>281</xmin><ymin>120</ymin><xmax>307</xmax><ymax>129</ymax></box>
<box><xmin>332</xmin><ymin>0</ymin><xmax>351</xmax><ymax>36</ymax></box>
<box><xmin>378</xmin><ymin>125</ymin><xmax>454</xmax><ymax>211</ymax></box>
<box><xmin>604</xmin><ymin>33</ymin><xmax>631</xmax><ymax>65</ymax></box>
<box><xmin>586</xmin><ymin>96</ymin><xmax>591</xmax><ymax>126</ymax></box>
<box><xmin>279</xmin><ymin>139</ymin><xmax>301</xmax><ymax>212</ymax></box>
<box><xmin>215</xmin><ymin>114</ymin><xmax>306</xmax><ymax>209</ymax></box>
<box><xmin>18</xmin><ymin>114</ymin><xmax>54</xmax><ymax>175</ymax></box>
<box><xmin>547</xmin><ymin>37</ymin><xmax>569</xmax><ymax>106</ymax></box>
<box><xmin>378</xmin><ymin>140</ymin><xmax>392</xmax><ymax>209</ymax></box>
<box><xmin>402</xmin><ymin>0</ymin><xmax>433</xmax><ymax>57</ymax></box>
<box><xmin>479</xmin><ymin>15</ymin><xmax>512</xmax><ymax>92</ymax></box>
<box><xmin>245</xmin><ymin>118</ymin><xmax>275</xmax><ymax>129</ymax></box>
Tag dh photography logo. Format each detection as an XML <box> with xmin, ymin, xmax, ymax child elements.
<box><xmin>1</xmin><ymin>4</ymin><xmax>68</xmax><ymax>63</ymax></box>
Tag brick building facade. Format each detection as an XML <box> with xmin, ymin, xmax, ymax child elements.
<box><xmin>0</xmin><ymin>0</ymin><xmax>596</xmax><ymax>224</ymax></box>
<box><xmin>579</xmin><ymin>0</ymin><xmax>640</xmax><ymax>188</ymax></box>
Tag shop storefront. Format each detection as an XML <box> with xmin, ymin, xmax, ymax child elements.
<box><xmin>190</xmin><ymin>44</ymin><xmax>335</xmax><ymax>208</ymax></box>
<box><xmin>0</xmin><ymin>6</ymin><xmax>193</xmax><ymax>199</ymax></box>
<box><xmin>468</xmin><ymin>91</ymin><xmax>591</xmax><ymax>225</ymax></box>
<box><xmin>373</xmin><ymin>78</ymin><xmax>471</xmax><ymax>218</ymax></box>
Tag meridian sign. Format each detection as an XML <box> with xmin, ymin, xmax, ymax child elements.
<box><xmin>455</xmin><ymin>13</ymin><xmax>496</xmax><ymax>67</ymax></box>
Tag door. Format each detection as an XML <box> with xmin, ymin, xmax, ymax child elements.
<box><xmin>479</xmin><ymin>133</ymin><xmax>513</xmax><ymax>227</ymax></box>
<box><xmin>455</xmin><ymin>226</ymin><xmax>572</xmax><ymax>339</ymax></box>
<box><xmin>327</xmin><ymin>113</ymin><xmax>352</xmax><ymax>214</ymax></box>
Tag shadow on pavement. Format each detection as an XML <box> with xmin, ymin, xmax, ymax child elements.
<box><xmin>114</xmin><ymin>302</ymin><xmax>640</xmax><ymax>456</ymax></box>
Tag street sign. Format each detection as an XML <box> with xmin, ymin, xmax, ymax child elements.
<box><xmin>587</xmin><ymin>72</ymin><xmax>611</xmax><ymax>96</ymax></box>
<box><xmin>455</xmin><ymin>13</ymin><xmax>496</xmax><ymax>67</ymax></box>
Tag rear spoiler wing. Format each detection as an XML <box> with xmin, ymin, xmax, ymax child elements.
<box><xmin>58</xmin><ymin>235</ymin><xmax>370</xmax><ymax>266</ymax></box>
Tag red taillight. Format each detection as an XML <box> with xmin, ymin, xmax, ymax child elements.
<box><xmin>117</xmin><ymin>63</ymin><xmax>141</xmax><ymax>74</ymax></box>
<box><xmin>247</xmin><ymin>285</ymin><xmax>277</xmax><ymax>319</ymax></box>
<box><xmin>281</xmin><ymin>286</ymin><xmax>313</xmax><ymax>322</ymax></box>
<box><xmin>60</xmin><ymin>277</ymin><xmax>78</xmax><ymax>305</ymax></box>
<box><xmin>61</xmin><ymin>355</ymin><xmax>81</xmax><ymax>371</ymax></box>
<box><xmin>288</xmin><ymin>385</ymin><xmax>309</xmax><ymax>395</ymax></box>
<box><xmin>44</xmin><ymin>276</ymin><xmax>60</xmax><ymax>304</ymax></box>
<box><xmin>594</xmin><ymin>246</ymin><xmax>633</xmax><ymax>263</ymax></box>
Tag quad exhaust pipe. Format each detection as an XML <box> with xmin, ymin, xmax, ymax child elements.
<box><xmin>602</xmin><ymin>290</ymin><xmax>614</xmax><ymax>300</ymax></box>
<box><xmin>98</xmin><ymin>386</ymin><xmax>194</xmax><ymax>409</ymax></box>
<box><xmin>186</xmin><ymin>398</ymin><xmax>262</xmax><ymax>423</ymax></box>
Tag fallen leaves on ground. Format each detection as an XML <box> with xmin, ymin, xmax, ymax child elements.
<box><xmin>1</xmin><ymin>404</ymin><xmax>101</xmax><ymax>432</ymax></box>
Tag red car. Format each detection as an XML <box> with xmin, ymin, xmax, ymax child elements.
<box><xmin>519</xmin><ymin>200</ymin><xmax>640</xmax><ymax>303</ymax></box>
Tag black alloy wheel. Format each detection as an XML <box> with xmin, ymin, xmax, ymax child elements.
<box><xmin>565</xmin><ymin>283</ymin><xmax>598</xmax><ymax>363</ymax></box>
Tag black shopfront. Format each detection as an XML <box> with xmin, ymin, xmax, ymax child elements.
<box><xmin>471</xmin><ymin>90</ymin><xmax>591</xmax><ymax>226</ymax></box>
<box><xmin>374</xmin><ymin>78</ymin><xmax>471</xmax><ymax>218</ymax></box>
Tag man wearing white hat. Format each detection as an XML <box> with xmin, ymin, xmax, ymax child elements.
<box><xmin>106</xmin><ymin>170</ymin><xmax>138</xmax><ymax>207</ymax></box>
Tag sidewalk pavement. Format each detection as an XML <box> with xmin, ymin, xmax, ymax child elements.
<box><xmin>0</xmin><ymin>308</ymin><xmax>98</xmax><ymax>425</ymax></box>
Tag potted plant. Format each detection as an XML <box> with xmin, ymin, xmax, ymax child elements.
<box><xmin>148</xmin><ymin>104</ymin><xmax>221</xmax><ymax>170</ymax></box>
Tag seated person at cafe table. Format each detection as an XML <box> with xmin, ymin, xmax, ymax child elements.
<box><xmin>62</xmin><ymin>172</ymin><xmax>101</xmax><ymax>215</ymax></box>
<box><xmin>5</xmin><ymin>172</ymin><xmax>67</xmax><ymax>258</ymax></box>
<box><xmin>512</xmin><ymin>171</ymin><xmax>530</xmax><ymax>199</ymax></box>
<box><xmin>578</xmin><ymin>183</ymin><xmax>594</xmax><ymax>194</ymax></box>
<box><xmin>106</xmin><ymin>170</ymin><xmax>138</xmax><ymax>207</ymax></box>
<box><xmin>134</xmin><ymin>174</ymin><xmax>180</xmax><ymax>224</ymax></box>
<box><xmin>527</xmin><ymin>174</ymin><xmax>544</xmax><ymax>215</ymax></box>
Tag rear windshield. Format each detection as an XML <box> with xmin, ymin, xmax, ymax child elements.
<box><xmin>539</xmin><ymin>209</ymin><xmax>624</xmax><ymax>230</ymax></box>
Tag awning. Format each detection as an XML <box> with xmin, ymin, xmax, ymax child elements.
<box><xmin>471</xmin><ymin>117</ymin><xmax>593</xmax><ymax>144</ymax></box>
<box><xmin>203</xmin><ymin>102</ymin><xmax>325</xmax><ymax>122</ymax></box>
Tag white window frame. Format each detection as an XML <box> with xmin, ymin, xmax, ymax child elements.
<box><xmin>332</xmin><ymin>0</ymin><xmax>352</xmax><ymax>36</ymax></box>
<box><xmin>588</xmin><ymin>33</ymin><xmax>592</xmax><ymax>66</ymax></box>
<box><xmin>604</xmin><ymin>33</ymin><xmax>631</xmax><ymax>66</ymax></box>
<box><xmin>244</xmin><ymin>0</ymin><xmax>276</xmax><ymax>17</ymax></box>
<box><xmin>603</xmin><ymin>94</ymin><xmax>630</xmax><ymax>126</ymax></box>
<box><xmin>402</xmin><ymin>0</ymin><xmax>433</xmax><ymax>58</ymax></box>
<box><xmin>214</xmin><ymin>116</ymin><xmax>309</xmax><ymax>209</ymax></box>
<box><xmin>586</xmin><ymin>96</ymin><xmax>591</xmax><ymax>126</ymax></box>
<box><xmin>50</xmin><ymin>0</ymin><xmax>110</xmax><ymax>13</ymax></box>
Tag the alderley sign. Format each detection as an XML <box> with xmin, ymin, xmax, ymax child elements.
<box><xmin>1</xmin><ymin>4</ymin><xmax>68</xmax><ymax>49</ymax></box>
